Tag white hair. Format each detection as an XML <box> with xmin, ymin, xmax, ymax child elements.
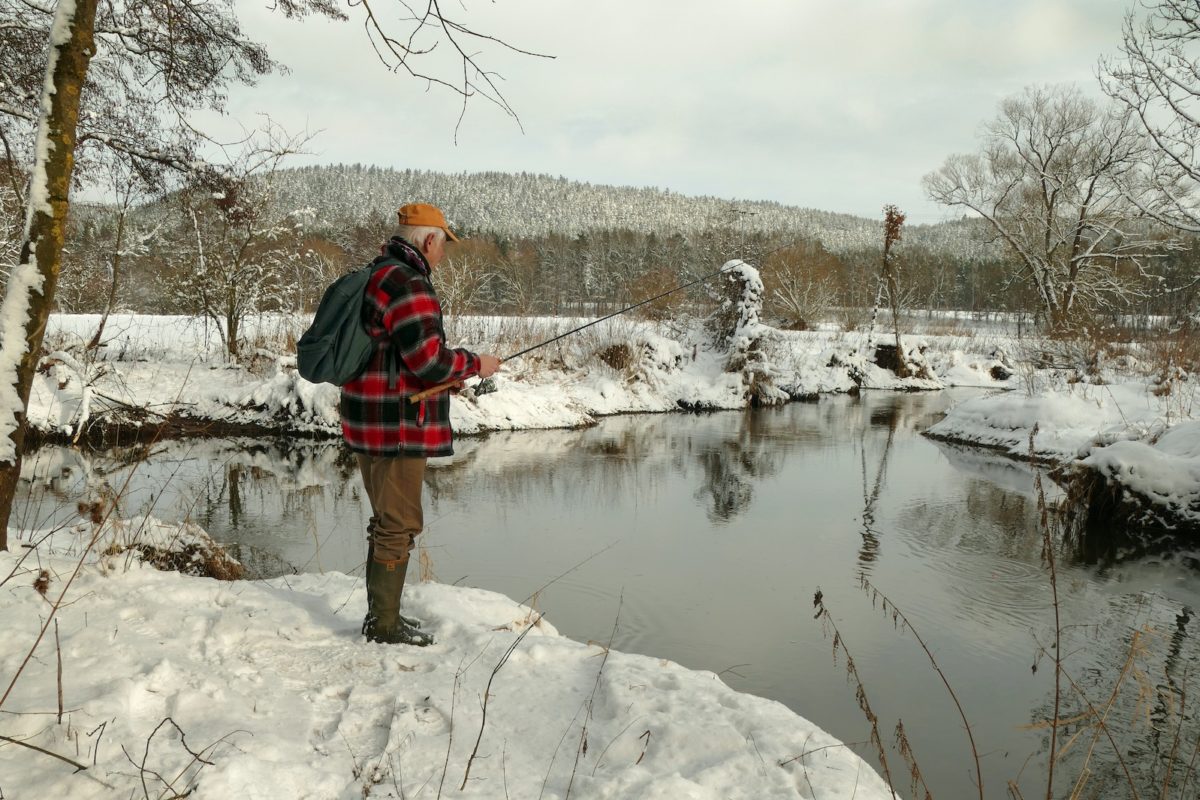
<box><xmin>397</xmin><ymin>224</ymin><xmax>445</xmax><ymax>248</ymax></box>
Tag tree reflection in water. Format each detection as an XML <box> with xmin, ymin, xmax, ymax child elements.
<box><xmin>857</xmin><ymin>401</ymin><xmax>899</xmax><ymax>572</ymax></box>
<box><xmin>691</xmin><ymin>410</ymin><xmax>784</xmax><ymax>523</ymax></box>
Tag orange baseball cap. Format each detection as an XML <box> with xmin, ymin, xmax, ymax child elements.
<box><xmin>397</xmin><ymin>202</ymin><xmax>460</xmax><ymax>242</ymax></box>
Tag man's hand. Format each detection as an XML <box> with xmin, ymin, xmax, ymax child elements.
<box><xmin>477</xmin><ymin>354</ymin><xmax>501</xmax><ymax>379</ymax></box>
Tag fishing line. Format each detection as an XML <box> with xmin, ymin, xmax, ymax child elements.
<box><xmin>413</xmin><ymin>234</ymin><xmax>817</xmax><ymax>403</ymax></box>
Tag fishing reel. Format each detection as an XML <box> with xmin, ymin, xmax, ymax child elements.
<box><xmin>461</xmin><ymin>377</ymin><xmax>498</xmax><ymax>400</ymax></box>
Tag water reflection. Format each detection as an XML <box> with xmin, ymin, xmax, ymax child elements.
<box><xmin>1020</xmin><ymin>592</ymin><xmax>1197</xmax><ymax>798</ymax></box>
<box><xmin>914</xmin><ymin>441</ymin><xmax>1200</xmax><ymax>798</ymax></box>
<box><xmin>1071</xmin><ymin>516</ymin><xmax>1200</xmax><ymax>572</ymax></box>
<box><xmin>857</xmin><ymin>402</ymin><xmax>898</xmax><ymax>571</ymax></box>
<box><xmin>14</xmin><ymin>391</ymin><xmax>1200</xmax><ymax>799</ymax></box>
<box><xmin>688</xmin><ymin>411</ymin><xmax>785</xmax><ymax>522</ymax></box>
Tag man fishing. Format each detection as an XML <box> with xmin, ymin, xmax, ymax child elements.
<box><xmin>341</xmin><ymin>203</ymin><xmax>501</xmax><ymax>647</ymax></box>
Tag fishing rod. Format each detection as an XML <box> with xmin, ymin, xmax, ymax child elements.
<box><xmin>409</xmin><ymin>259</ymin><xmax>750</xmax><ymax>404</ymax></box>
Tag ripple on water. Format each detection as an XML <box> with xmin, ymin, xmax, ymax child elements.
<box><xmin>907</xmin><ymin>549</ymin><xmax>1053</xmax><ymax>651</ymax></box>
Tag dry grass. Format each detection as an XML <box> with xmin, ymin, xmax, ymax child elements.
<box><xmin>595</xmin><ymin>342</ymin><xmax>634</xmax><ymax>372</ymax></box>
<box><xmin>418</xmin><ymin>545</ymin><xmax>437</xmax><ymax>583</ymax></box>
<box><xmin>101</xmin><ymin>540</ymin><xmax>244</xmax><ymax>580</ymax></box>
<box><xmin>449</xmin><ymin>315</ymin><xmax>555</xmax><ymax>362</ymax></box>
<box><xmin>1146</xmin><ymin>321</ymin><xmax>1199</xmax><ymax>397</ymax></box>
<box><xmin>811</xmin><ymin>588</ymin><xmax>900</xmax><ymax>796</ymax></box>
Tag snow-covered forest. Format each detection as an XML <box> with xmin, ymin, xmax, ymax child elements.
<box><xmin>31</xmin><ymin>162</ymin><xmax>1200</xmax><ymax>342</ymax></box>
<box><xmin>265</xmin><ymin>164</ymin><xmax>998</xmax><ymax>253</ymax></box>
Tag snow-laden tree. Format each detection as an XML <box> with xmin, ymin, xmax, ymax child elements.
<box><xmin>1102</xmin><ymin>0</ymin><xmax>1200</xmax><ymax>232</ymax></box>
<box><xmin>924</xmin><ymin>84</ymin><xmax>1177</xmax><ymax>329</ymax></box>
<box><xmin>0</xmin><ymin>0</ymin><xmax>544</xmax><ymax>549</ymax></box>
<box><xmin>708</xmin><ymin>261</ymin><xmax>788</xmax><ymax>406</ymax></box>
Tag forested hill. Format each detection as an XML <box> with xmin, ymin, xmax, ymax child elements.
<box><xmin>269</xmin><ymin>164</ymin><xmax>998</xmax><ymax>258</ymax></box>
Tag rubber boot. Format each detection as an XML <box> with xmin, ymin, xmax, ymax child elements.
<box><xmin>363</xmin><ymin>557</ymin><xmax>433</xmax><ymax>647</ymax></box>
<box><xmin>363</xmin><ymin>542</ymin><xmax>424</xmax><ymax>632</ymax></box>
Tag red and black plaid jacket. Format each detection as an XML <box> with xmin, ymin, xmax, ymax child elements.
<box><xmin>340</xmin><ymin>237</ymin><xmax>480</xmax><ymax>457</ymax></box>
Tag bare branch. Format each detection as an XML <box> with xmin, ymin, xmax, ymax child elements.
<box><xmin>352</xmin><ymin>0</ymin><xmax>553</xmax><ymax>138</ymax></box>
<box><xmin>0</xmin><ymin>732</ymin><xmax>89</xmax><ymax>772</ymax></box>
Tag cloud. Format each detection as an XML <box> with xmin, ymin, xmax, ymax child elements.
<box><xmin>219</xmin><ymin>0</ymin><xmax>1132</xmax><ymax>224</ymax></box>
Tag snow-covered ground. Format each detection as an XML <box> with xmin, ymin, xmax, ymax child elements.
<box><xmin>6</xmin><ymin>309</ymin><xmax>1197</xmax><ymax>797</ymax></box>
<box><xmin>8</xmin><ymin>309</ymin><xmax>1002</xmax><ymax>799</ymax></box>
<box><xmin>32</xmin><ymin>311</ymin><xmax>1011</xmax><ymax>440</ymax></box>
<box><xmin>0</xmin><ymin>522</ymin><xmax>893</xmax><ymax>799</ymax></box>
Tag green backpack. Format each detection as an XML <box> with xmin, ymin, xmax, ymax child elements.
<box><xmin>296</xmin><ymin>256</ymin><xmax>399</xmax><ymax>385</ymax></box>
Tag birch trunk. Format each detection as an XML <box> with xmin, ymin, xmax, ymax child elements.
<box><xmin>0</xmin><ymin>0</ymin><xmax>99</xmax><ymax>550</ymax></box>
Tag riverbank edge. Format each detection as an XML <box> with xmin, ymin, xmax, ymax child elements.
<box><xmin>924</xmin><ymin>416</ymin><xmax>1200</xmax><ymax>540</ymax></box>
<box><xmin>22</xmin><ymin>375</ymin><xmax>895</xmax><ymax>451</ymax></box>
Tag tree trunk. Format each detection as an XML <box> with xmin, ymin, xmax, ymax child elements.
<box><xmin>86</xmin><ymin>203</ymin><xmax>128</xmax><ymax>351</ymax></box>
<box><xmin>227</xmin><ymin>304</ymin><xmax>240</xmax><ymax>357</ymax></box>
<box><xmin>0</xmin><ymin>0</ymin><xmax>99</xmax><ymax>551</ymax></box>
<box><xmin>881</xmin><ymin>206</ymin><xmax>909</xmax><ymax>378</ymax></box>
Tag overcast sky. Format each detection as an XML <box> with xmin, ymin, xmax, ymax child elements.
<box><xmin>219</xmin><ymin>0</ymin><xmax>1134</xmax><ymax>225</ymax></box>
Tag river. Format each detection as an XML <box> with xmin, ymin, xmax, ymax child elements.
<box><xmin>18</xmin><ymin>389</ymin><xmax>1200</xmax><ymax>798</ymax></box>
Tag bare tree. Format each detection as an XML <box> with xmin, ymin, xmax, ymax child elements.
<box><xmin>881</xmin><ymin>204</ymin><xmax>909</xmax><ymax>376</ymax></box>
<box><xmin>436</xmin><ymin>242</ymin><xmax>501</xmax><ymax>334</ymax></box>
<box><xmin>1102</xmin><ymin>0</ymin><xmax>1200</xmax><ymax>232</ymax></box>
<box><xmin>0</xmin><ymin>0</ymin><xmax>546</xmax><ymax>549</ymax></box>
<box><xmin>492</xmin><ymin>242</ymin><xmax>544</xmax><ymax>314</ymax></box>
<box><xmin>55</xmin><ymin>160</ymin><xmax>162</xmax><ymax>347</ymax></box>
<box><xmin>924</xmin><ymin>84</ymin><xmax>1177</xmax><ymax>330</ymax></box>
<box><xmin>761</xmin><ymin>238</ymin><xmax>841</xmax><ymax>330</ymax></box>
<box><xmin>164</xmin><ymin>127</ymin><xmax>320</xmax><ymax>358</ymax></box>
<box><xmin>288</xmin><ymin>226</ymin><xmax>348</xmax><ymax>316</ymax></box>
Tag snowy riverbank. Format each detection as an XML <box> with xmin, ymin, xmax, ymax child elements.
<box><xmin>0</xmin><ymin>522</ymin><xmax>894</xmax><ymax>799</ymax></box>
<box><xmin>30</xmin><ymin>310</ymin><xmax>1200</xmax><ymax>529</ymax></box>
<box><xmin>926</xmin><ymin>381</ymin><xmax>1200</xmax><ymax>530</ymax></box>
<box><xmin>32</xmin><ymin>312</ymin><xmax>1012</xmax><ymax>443</ymax></box>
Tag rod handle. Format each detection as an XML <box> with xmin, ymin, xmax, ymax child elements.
<box><xmin>408</xmin><ymin>379</ymin><xmax>461</xmax><ymax>404</ymax></box>
<box><xmin>408</xmin><ymin>363</ymin><xmax>500</xmax><ymax>404</ymax></box>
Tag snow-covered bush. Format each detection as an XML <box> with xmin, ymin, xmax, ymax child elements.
<box><xmin>588</xmin><ymin>329</ymin><xmax>684</xmax><ymax>390</ymax></box>
<box><xmin>239</xmin><ymin>360</ymin><xmax>342</xmax><ymax>430</ymax></box>
<box><xmin>99</xmin><ymin>517</ymin><xmax>244</xmax><ymax>580</ymax></box>
<box><xmin>707</xmin><ymin>260</ymin><xmax>787</xmax><ymax>405</ymax></box>
<box><xmin>29</xmin><ymin>343</ymin><xmax>115</xmax><ymax>442</ymax></box>
<box><xmin>32</xmin><ymin>512</ymin><xmax>244</xmax><ymax>580</ymax></box>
